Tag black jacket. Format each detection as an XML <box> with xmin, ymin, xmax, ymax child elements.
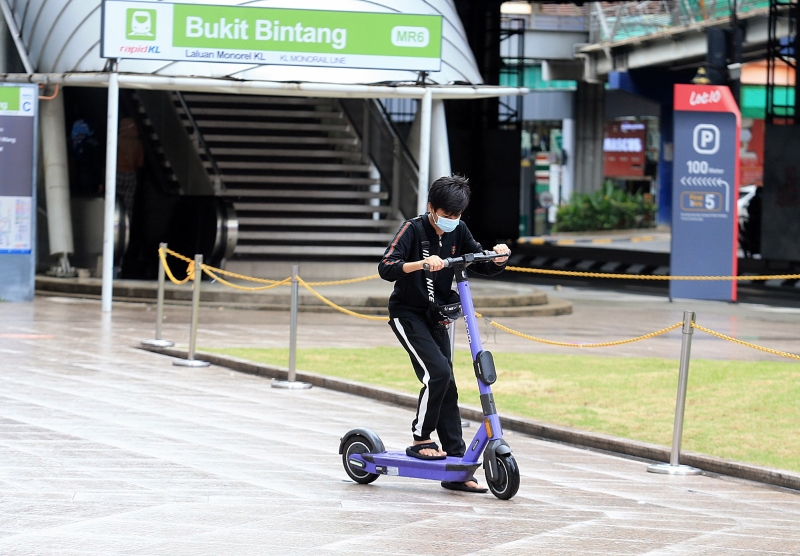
<box><xmin>378</xmin><ymin>214</ymin><xmax>506</xmax><ymax>319</ymax></box>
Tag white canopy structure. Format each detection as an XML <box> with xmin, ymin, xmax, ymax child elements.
<box><xmin>5</xmin><ymin>0</ymin><xmax>484</xmax><ymax>85</ymax></box>
<box><xmin>2</xmin><ymin>0</ymin><xmax>527</xmax><ymax>312</ymax></box>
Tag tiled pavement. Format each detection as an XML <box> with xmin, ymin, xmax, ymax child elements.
<box><xmin>1</xmin><ymin>292</ymin><xmax>799</xmax><ymax>555</ymax></box>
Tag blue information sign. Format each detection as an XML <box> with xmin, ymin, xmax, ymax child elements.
<box><xmin>670</xmin><ymin>85</ymin><xmax>740</xmax><ymax>301</ymax></box>
<box><xmin>0</xmin><ymin>84</ymin><xmax>38</xmax><ymax>302</ymax></box>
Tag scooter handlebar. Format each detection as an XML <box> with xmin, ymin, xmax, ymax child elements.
<box><xmin>442</xmin><ymin>250</ymin><xmax>510</xmax><ymax>268</ymax></box>
<box><xmin>422</xmin><ymin>251</ymin><xmax>510</xmax><ymax>272</ymax></box>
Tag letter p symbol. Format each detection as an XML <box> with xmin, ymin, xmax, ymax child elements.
<box><xmin>693</xmin><ymin>124</ymin><xmax>720</xmax><ymax>155</ymax></box>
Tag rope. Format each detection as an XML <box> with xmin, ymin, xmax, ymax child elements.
<box><xmin>297</xmin><ymin>277</ymin><xmax>389</xmax><ymax>322</ymax></box>
<box><xmin>202</xmin><ymin>267</ymin><xmax>292</xmax><ymax>291</ymax></box>
<box><xmin>165</xmin><ymin>248</ymin><xmax>193</xmax><ymax>264</ymax></box>
<box><xmin>159</xmin><ymin>247</ymin><xmax>194</xmax><ymax>285</ymax></box>
<box><xmin>199</xmin><ymin>264</ymin><xmax>290</xmax><ymax>285</ymax></box>
<box><xmin>484</xmin><ymin>319</ymin><xmax>683</xmax><ymax>348</ymax></box>
<box><xmin>304</xmin><ymin>274</ymin><xmax>382</xmax><ymax>286</ymax></box>
<box><xmin>691</xmin><ymin>323</ymin><xmax>800</xmax><ymax>360</ymax></box>
<box><xmin>506</xmin><ymin>266</ymin><xmax>800</xmax><ymax>281</ymax></box>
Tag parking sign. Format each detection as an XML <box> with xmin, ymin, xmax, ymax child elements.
<box><xmin>671</xmin><ymin>85</ymin><xmax>740</xmax><ymax>301</ymax></box>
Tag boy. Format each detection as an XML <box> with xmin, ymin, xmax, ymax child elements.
<box><xmin>378</xmin><ymin>175</ymin><xmax>509</xmax><ymax>493</ymax></box>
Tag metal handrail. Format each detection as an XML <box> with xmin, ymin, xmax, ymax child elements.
<box><xmin>175</xmin><ymin>91</ymin><xmax>224</xmax><ymax>191</ymax></box>
<box><xmin>340</xmin><ymin>99</ymin><xmax>419</xmax><ymax>220</ymax></box>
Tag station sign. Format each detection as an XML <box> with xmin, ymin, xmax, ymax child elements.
<box><xmin>671</xmin><ymin>84</ymin><xmax>740</xmax><ymax>301</ymax></box>
<box><xmin>0</xmin><ymin>84</ymin><xmax>37</xmax><ymax>301</ymax></box>
<box><xmin>101</xmin><ymin>1</ymin><xmax>443</xmax><ymax>72</ymax></box>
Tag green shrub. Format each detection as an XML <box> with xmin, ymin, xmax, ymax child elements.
<box><xmin>554</xmin><ymin>182</ymin><xmax>656</xmax><ymax>232</ymax></box>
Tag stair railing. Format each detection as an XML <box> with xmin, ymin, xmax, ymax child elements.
<box><xmin>340</xmin><ymin>99</ymin><xmax>419</xmax><ymax>220</ymax></box>
<box><xmin>175</xmin><ymin>91</ymin><xmax>225</xmax><ymax>193</ymax></box>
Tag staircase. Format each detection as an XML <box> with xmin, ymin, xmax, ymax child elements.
<box><xmin>173</xmin><ymin>94</ymin><xmax>402</xmax><ymax>260</ymax></box>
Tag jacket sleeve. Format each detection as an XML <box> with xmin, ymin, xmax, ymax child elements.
<box><xmin>460</xmin><ymin>223</ymin><xmax>506</xmax><ymax>277</ymax></box>
<box><xmin>378</xmin><ymin>220</ymin><xmax>415</xmax><ymax>282</ymax></box>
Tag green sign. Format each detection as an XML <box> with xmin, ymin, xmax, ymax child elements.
<box><xmin>103</xmin><ymin>1</ymin><xmax>443</xmax><ymax>72</ymax></box>
<box><xmin>0</xmin><ymin>87</ymin><xmax>20</xmax><ymax>112</ymax></box>
<box><xmin>126</xmin><ymin>8</ymin><xmax>157</xmax><ymax>41</ymax></box>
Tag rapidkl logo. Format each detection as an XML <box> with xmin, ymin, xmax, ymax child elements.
<box><xmin>126</xmin><ymin>8</ymin><xmax>156</xmax><ymax>41</ymax></box>
<box><xmin>119</xmin><ymin>45</ymin><xmax>162</xmax><ymax>55</ymax></box>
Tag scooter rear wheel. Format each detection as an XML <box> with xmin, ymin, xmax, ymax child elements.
<box><xmin>486</xmin><ymin>454</ymin><xmax>520</xmax><ymax>500</ymax></box>
<box><xmin>342</xmin><ymin>435</ymin><xmax>379</xmax><ymax>484</ymax></box>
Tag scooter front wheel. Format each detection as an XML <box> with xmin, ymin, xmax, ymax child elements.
<box><xmin>486</xmin><ymin>454</ymin><xmax>520</xmax><ymax>500</ymax></box>
<box><xmin>342</xmin><ymin>435</ymin><xmax>379</xmax><ymax>484</ymax></box>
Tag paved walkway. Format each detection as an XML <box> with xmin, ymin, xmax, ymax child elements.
<box><xmin>1</xmin><ymin>290</ymin><xmax>800</xmax><ymax>555</ymax></box>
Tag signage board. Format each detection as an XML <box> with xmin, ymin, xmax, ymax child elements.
<box><xmin>101</xmin><ymin>1</ymin><xmax>443</xmax><ymax>72</ymax></box>
<box><xmin>0</xmin><ymin>84</ymin><xmax>37</xmax><ymax>301</ymax></box>
<box><xmin>671</xmin><ymin>84</ymin><xmax>740</xmax><ymax>301</ymax></box>
<box><xmin>604</xmin><ymin>121</ymin><xmax>646</xmax><ymax>178</ymax></box>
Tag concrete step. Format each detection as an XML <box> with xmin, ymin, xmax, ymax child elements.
<box><xmin>208</xmin><ymin>161</ymin><xmax>372</xmax><ymax>172</ymax></box>
<box><xmin>235</xmin><ymin>217</ymin><xmax>402</xmax><ymax>228</ymax></box>
<box><xmin>223</xmin><ymin>189</ymin><xmax>388</xmax><ymax>200</ymax></box>
<box><xmin>209</xmin><ymin>148</ymin><xmax>362</xmax><ymax>159</ymax></box>
<box><xmin>233</xmin><ymin>203</ymin><xmax>391</xmax><ymax>214</ymax></box>
<box><xmin>203</xmin><ymin>135</ymin><xmax>359</xmax><ymax>146</ymax></box>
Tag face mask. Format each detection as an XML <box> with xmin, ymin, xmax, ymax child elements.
<box><xmin>434</xmin><ymin>213</ymin><xmax>460</xmax><ymax>233</ymax></box>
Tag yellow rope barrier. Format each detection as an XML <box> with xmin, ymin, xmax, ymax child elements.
<box><xmin>482</xmin><ymin>319</ymin><xmax>683</xmax><ymax>348</ymax></box>
<box><xmin>202</xmin><ymin>266</ymin><xmax>292</xmax><ymax>291</ymax></box>
<box><xmin>165</xmin><ymin>248</ymin><xmax>193</xmax><ymax>264</ymax></box>
<box><xmin>200</xmin><ymin>264</ymin><xmax>289</xmax><ymax>285</ymax></box>
<box><xmin>506</xmin><ymin>266</ymin><xmax>800</xmax><ymax>281</ymax></box>
<box><xmin>304</xmin><ymin>274</ymin><xmax>382</xmax><ymax>286</ymax></box>
<box><xmin>159</xmin><ymin>247</ymin><xmax>194</xmax><ymax>285</ymax></box>
<box><xmin>297</xmin><ymin>277</ymin><xmax>389</xmax><ymax>322</ymax></box>
<box><xmin>691</xmin><ymin>323</ymin><xmax>800</xmax><ymax>360</ymax></box>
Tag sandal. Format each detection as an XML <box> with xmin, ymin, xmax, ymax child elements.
<box><xmin>441</xmin><ymin>476</ymin><xmax>488</xmax><ymax>493</ymax></box>
<box><xmin>406</xmin><ymin>442</ymin><xmax>446</xmax><ymax>460</ymax></box>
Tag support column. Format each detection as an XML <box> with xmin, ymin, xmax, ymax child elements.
<box><xmin>560</xmin><ymin>118</ymin><xmax>575</xmax><ymax>202</ymax></box>
<box><xmin>429</xmin><ymin>99</ymin><xmax>451</xmax><ymax>182</ymax></box>
<box><xmin>40</xmin><ymin>89</ymin><xmax>75</xmax><ymax>273</ymax></box>
<box><xmin>417</xmin><ymin>88</ymin><xmax>433</xmax><ymax>216</ymax></box>
<box><xmin>102</xmin><ymin>66</ymin><xmax>120</xmax><ymax>313</ymax></box>
<box><xmin>657</xmin><ymin>105</ymin><xmax>673</xmax><ymax>226</ymax></box>
<box><xmin>573</xmin><ymin>82</ymin><xmax>606</xmax><ymax>195</ymax></box>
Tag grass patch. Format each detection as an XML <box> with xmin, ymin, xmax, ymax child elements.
<box><xmin>208</xmin><ymin>346</ymin><xmax>800</xmax><ymax>472</ymax></box>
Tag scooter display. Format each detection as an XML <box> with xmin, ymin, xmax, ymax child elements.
<box><xmin>339</xmin><ymin>251</ymin><xmax>520</xmax><ymax>500</ymax></box>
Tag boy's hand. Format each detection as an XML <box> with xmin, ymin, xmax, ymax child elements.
<box><xmin>422</xmin><ymin>255</ymin><xmax>445</xmax><ymax>272</ymax></box>
<box><xmin>492</xmin><ymin>244</ymin><xmax>510</xmax><ymax>265</ymax></box>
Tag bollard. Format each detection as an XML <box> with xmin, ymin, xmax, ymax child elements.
<box><xmin>174</xmin><ymin>254</ymin><xmax>210</xmax><ymax>368</ymax></box>
<box><xmin>272</xmin><ymin>265</ymin><xmax>311</xmax><ymax>389</ymax></box>
<box><xmin>142</xmin><ymin>242</ymin><xmax>175</xmax><ymax>348</ymax></box>
<box><xmin>648</xmin><ymin>310</ymin><xmax>701</xmax><ymax>475</ymax></box>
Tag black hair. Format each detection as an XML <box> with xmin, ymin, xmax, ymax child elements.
<box><xmin>428</xmin><ymin>175</ymin><xmax>471</xmax><ymax>216</ymax></box>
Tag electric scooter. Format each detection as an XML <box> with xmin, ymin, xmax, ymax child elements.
<box><xmin>339</xmin><ymin>251</ymin><xmax>520</xmax><ymax>500</ymax></box>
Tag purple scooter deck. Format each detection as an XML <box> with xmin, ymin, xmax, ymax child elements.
<box><xmin>352</xmin><ymin>451</ymin><xmax>481</xmax><ymax>483</ymax></box>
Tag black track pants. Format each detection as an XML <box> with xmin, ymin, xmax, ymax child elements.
<box><xmin>389</xmin><ymin>315</ymin><xmax>466</xmax><ymax>458</ymax></box>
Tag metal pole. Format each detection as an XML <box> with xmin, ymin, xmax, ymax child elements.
<box><xmin>272</xmin><ymin>265</ymin><xmax>311</xmax><ymax>389</ymax></box>
<box><xmin>289</xmin><ymin>264</ymin><xmax>299</xmax><ymax>381</ymax></box>
<box><xmin>648</xmin><ymin>311</ymin><xmax>700</xmax><ymax>475</ymax></box>
<box><xmin>417</xmin><ymin>88</ymin><xmax>433</xmax><ymax>216</ymax></box>
<box><xmin>141</xmin><ymin>242</ymin><xmax>174</xmax><ymax>348</ymax></box>
<box><xmin>101</xmin><ymin>65</ymin><xmax>119</xmax><ymax>313</ymax></box>
<box><xmin>174</xmin><ymin>254</ymin><xmax>209</xmax><ymax>368</ymax></box>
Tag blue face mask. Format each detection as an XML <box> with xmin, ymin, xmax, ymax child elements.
<box><xmin>433</xmin><ymin>212</ymin><xmax>460</xmax><ymax>233</ymax></box>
